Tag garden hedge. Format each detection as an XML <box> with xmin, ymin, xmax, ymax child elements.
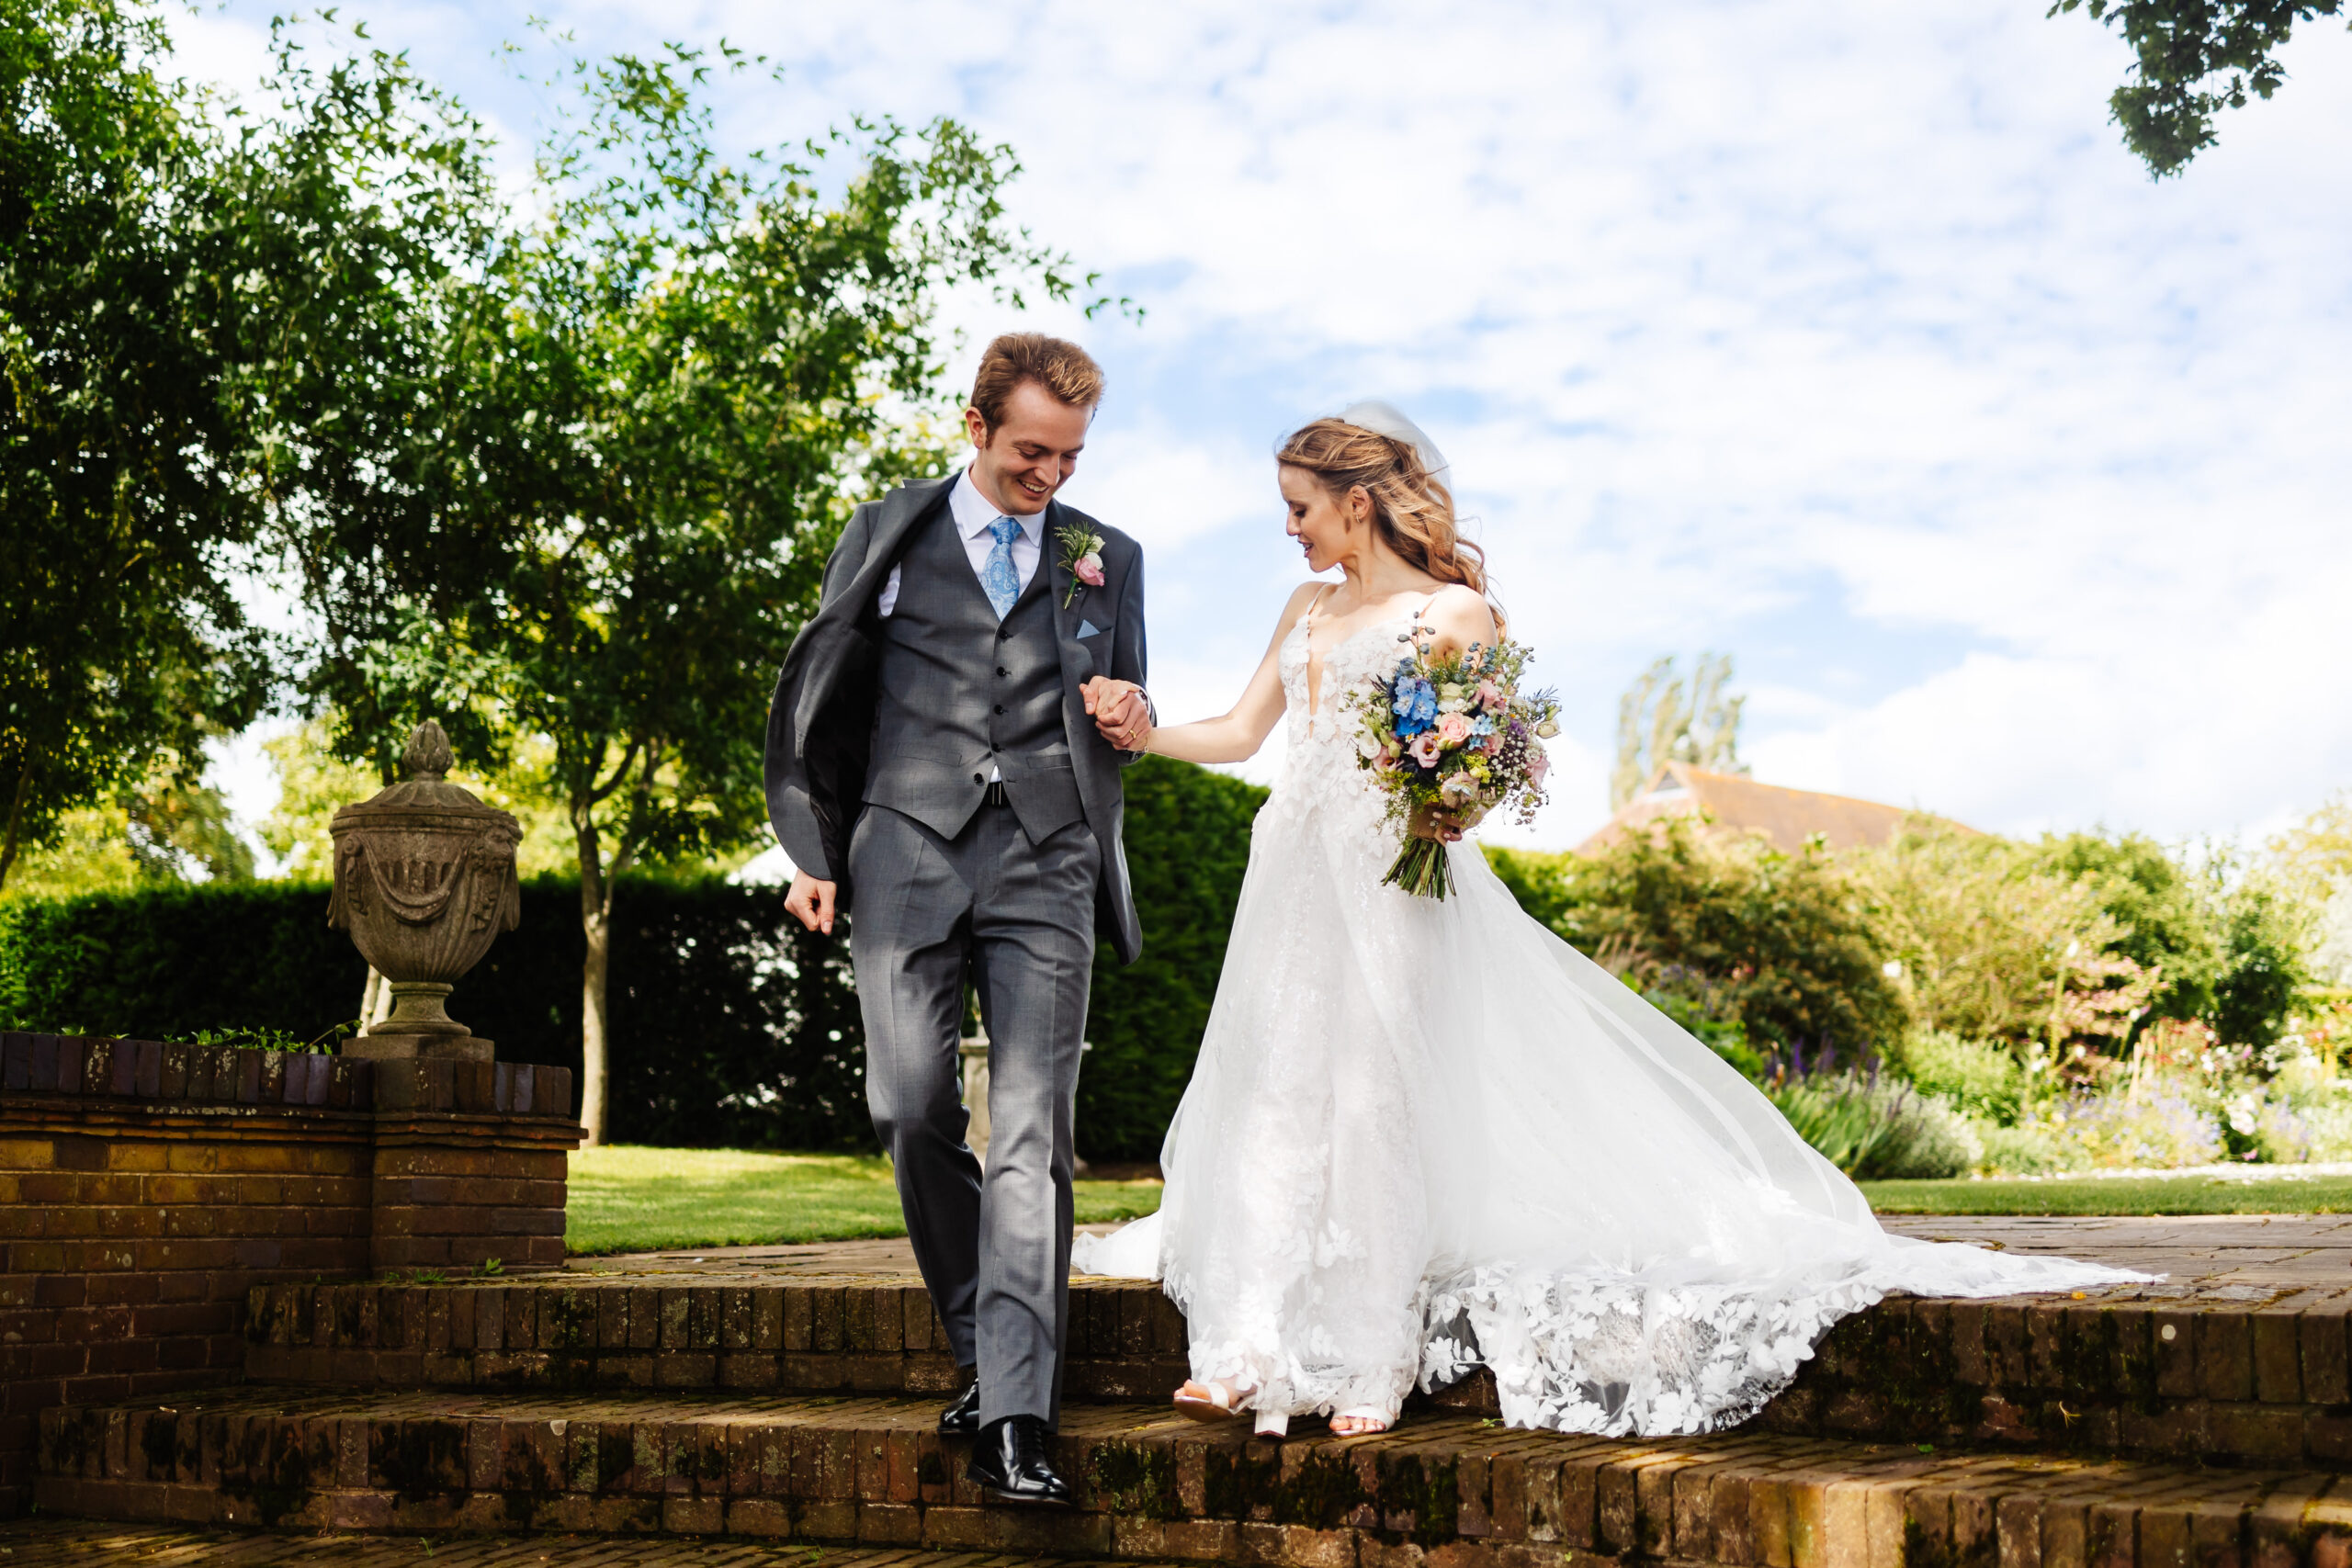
<box><xmin>0</xmin><ymin>757</ymin><xmax>1266</xmax><ymax>1160</ymax></box>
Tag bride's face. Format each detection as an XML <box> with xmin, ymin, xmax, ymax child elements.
<box><xmin>1281</xmin><ymin>466</ymin><xmax>1370</xmax><ymax>574</ymax></box>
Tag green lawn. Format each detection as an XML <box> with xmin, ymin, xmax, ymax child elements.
<box><xmin>1861</xmin><ymin>1172</ymin><xmax>2352</xmax><ymax>1216</ymax></box>
<box><xmin>566</xmin><ymin>1145</ymin><xmax>1166</xmax><ymax>1256</ymax></box>
<box><xmin>566</xmin><ymin>1148</ymin><xmax>2352</xmax><ymax>1255</ymax></box>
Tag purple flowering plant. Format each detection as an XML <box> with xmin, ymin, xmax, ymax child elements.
<box><xmin>1340</xmin><ymin>627</ymin><xmax>1560</xmax><ymax>899</ymax></box>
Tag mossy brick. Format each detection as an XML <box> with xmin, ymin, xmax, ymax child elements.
<box><xmin>2200</xmin><ymin>1314</ymin><xmax>2256</xmax><ymax>1404</ymax></box>
<box><xmin>2251</xmin><ymin>1311</ymin><xmax>2305</xmax><ymax>1404</ymax></box>
<box><xmin>809</xmin><ymin>1288</ymin><xmax>846</xmax><ymax>1353</ymax></box>
<box><xmin>686</xmin><ymin>1288</ymin><xmax>723</xmax><ymax>1351</ymax></box>
<box><xmin>2154</xmin><ymin>1314</ymin><xmax>2199</xmax><ymax>1397</ymax></box>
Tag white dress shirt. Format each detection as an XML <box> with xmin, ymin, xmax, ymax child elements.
<box><xmin>876</xmin><ymin>467</ymin><xmax>1043</xmax><ymax>618</ymax></box>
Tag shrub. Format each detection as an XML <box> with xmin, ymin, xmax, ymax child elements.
<box><xmin>1975</xmin><ymin>1122</ymin><xmax>2066</xmax><ymax>1175</ymax></box>
<box><xmin>1490</xmin><ymin>819</ymin><xmax>1905</xmax><ymax>1057</ymax></box>
<box><xmin>1640</xmin><ymin>968</ymin><xmax>1764</xmax><ymax>1080</ymax></box>
<box><xmin>1855</xmin><ymin>820</ymin><xmax>2141</xmax><ymax>1055</ymax></box>
<box><xmin>1764</xmin><ymin>1066</ymin><xmax>1980</xmax><ymax>1179</ymax></box>
<box><xmin>2039</xmin><ymin>1091</ymin><xmax>2222</xmax><ymax>1170</ymax></box>
<box><xmin>1894</xmin><ymin>1029</ymin><xmax>2030</xmax><ymax>1125</ymax></box>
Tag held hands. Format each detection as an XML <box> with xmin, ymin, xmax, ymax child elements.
<box><xmin>785</xmin><ymin>871</ymin><xmax>837</xmax><ymax>935</ymax></box>
<box><xmin>1082</xmin><ymin>676</ymin><xmax>1152</xmax><ymax>751</ymax></box>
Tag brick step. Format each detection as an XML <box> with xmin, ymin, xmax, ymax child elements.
<box><xmin>243</xmin><ymin>1275</ymin><xmax>2352</xmax><ymax>1471</ymax></box>
<box><xmin>34</xmin><ymin>1386</ymin><xmax>2352</xmax><ymax>1567</ymax></box>
<box><xmin>243</xmin><ymin>1274</ymin><xmax>1188</xmax><ymax>1404</ymax></box>
<box><xmin>0</xmin><ymin>1519</ymin><xmax>1101</xmax><ymax>1566</ymax></box>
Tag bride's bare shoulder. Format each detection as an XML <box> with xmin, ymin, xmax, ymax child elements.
<box><xmin>1420</xmin><ymin>582</ymin><xmax>1498</xmax><ymax>644</ymax></box>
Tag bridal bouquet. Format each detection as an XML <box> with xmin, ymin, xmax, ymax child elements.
<box><xmin>1342</xmin><ymin>633</ymin><xmax>1560</xmax><ymax>900</ymax></box>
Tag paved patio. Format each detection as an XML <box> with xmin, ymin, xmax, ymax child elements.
<box><xmin>564</xmin><ymin>1213</ymin><xmax>2352</xmax><ymax>1297</ymax></box>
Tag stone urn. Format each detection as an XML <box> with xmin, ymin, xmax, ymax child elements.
<box><xmin>328</xmin><ymin>720</ymin><xmax>522</xmax><ymax>1061</ymax></box>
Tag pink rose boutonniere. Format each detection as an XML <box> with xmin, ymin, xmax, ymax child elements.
<box><xmin>1058</xmin><ymin>523</ymin><xmax>1108</xmax><ymax>607</ymax></box>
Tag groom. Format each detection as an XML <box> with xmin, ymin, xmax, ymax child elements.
<box><xmin>765</xmin><ymin>333</ymin><xmax>1150</xmax><ymax>1506</ymax></box>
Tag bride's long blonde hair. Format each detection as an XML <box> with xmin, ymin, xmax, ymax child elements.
<box><xmin>1277</xmin><ymin>418</ymin><xmax>1491</xmax><ymax>599</ymax></box>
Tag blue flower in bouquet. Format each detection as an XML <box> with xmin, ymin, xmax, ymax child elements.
<box><xmin>1392</xmin><ymin>675</ymin><xmax>1439</xmax><ymax>736</ymax></box>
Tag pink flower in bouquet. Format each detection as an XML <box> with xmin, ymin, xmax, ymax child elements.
<box><xmin>1529</xmin><ymin>750</ymin><xmax>1550</xmax><ymax>787</ymax></box>
<box><xmin>1435</xmin><ymin>712</ymin><xmax>1472</xmax><ymax>745</ymax></box>
<box><xmin>1480</xmin><ymin>732</ymin><xmax>1505</xmax><ymax>755</ymax></box>
<box><xmin>1075</xmin><ymin>552</ymin><xmax>1106</xmax><ymax>587</ymax></box>
<box><xmin>1475</xmin><ymin>680</ymin><xmax>1504</xmax><ymax>711</ymax></box>
<box><xmin>1408</xmin><ymin>733</ymin><xmax>1442</xmax><ymax>767</ymax></box>
<box><xmin>1375</xmin><ymin>747</ymin><xmax>1400</xmax><ymax>772</ymax></box>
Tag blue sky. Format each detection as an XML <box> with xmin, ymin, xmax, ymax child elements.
<box><xmin>175</xmin><ymin>0</ymin><xmax>2352</xmax><ymax>852</ymax></box>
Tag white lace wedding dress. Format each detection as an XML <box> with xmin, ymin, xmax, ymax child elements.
<box><xmin>1072</xmin><ymin>604</ymin><xmax>2148</xmax><ymax>1436</ymax></box>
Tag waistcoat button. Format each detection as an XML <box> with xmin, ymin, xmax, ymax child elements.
<box><xmin>972</xmin><ymin>773</ymin><xmax>984</xmax><ymax>785</ymax></box>
<box><xmin>993</xmin><ymin>705</ymin><xmax>1006</xmax><ymax>715</ymax></box>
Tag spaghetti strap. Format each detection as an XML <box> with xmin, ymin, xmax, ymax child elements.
<box><xmin>1301</xmin><ymin>582</ymin><xmax>1335</xmax><ymax>634</ymax></box>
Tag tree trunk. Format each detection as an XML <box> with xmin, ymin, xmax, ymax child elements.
<box><xmin>578</xmin><ymin>818</ymin><xmax>610</xmax><ymax>1147</ymax></box>
<box><xmin>581</xmin><ymin>898</ymin><xmax>611</xmax><ymax>1147</ymax></box>
<box><xmin>572</xmin><ymin>748</ymin><xmax>649</xmax><ymax>1149</ymax></box>
<box><xmin>0</xmin><ymin>765</ymin><xmax>33</xmax><ymax>897</ymax></box>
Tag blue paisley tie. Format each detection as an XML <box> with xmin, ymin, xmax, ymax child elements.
<box><xmin>981</xmin><ymin>515</ymin><xmax>1022</xmax><ymax>618</ymax></box>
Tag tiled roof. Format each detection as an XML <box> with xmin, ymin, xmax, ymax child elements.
<box><xmin>1574</xmin><ymin>761</ymin><xmax>1973</xmax><ymax>855</ymax></box>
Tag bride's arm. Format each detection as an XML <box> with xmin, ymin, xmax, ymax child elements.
<box><xmin>1139</xmin><ymin>584</ymin><xmax>1320</xmax><ymax>766</ymax></box>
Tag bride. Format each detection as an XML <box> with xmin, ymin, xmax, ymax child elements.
<box><xmin>1073</xmin><ymin>402</ymin><xmax>2144</xmax><ymax>1440</ymax></box>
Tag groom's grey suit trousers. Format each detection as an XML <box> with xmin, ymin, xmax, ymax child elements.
<box><xmin>850</xmin><ymin>802</ymin><xmax>1098</xmax><ymax>1428</ymax></box>
<box><xmin>848</xmin><ymin>504</ymin><xmax>1098</xmax><ymax>1430</ymax></box>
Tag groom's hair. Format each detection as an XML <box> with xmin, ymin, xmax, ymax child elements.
<box><xmin>970</xmin><ymin>333</ymin><xmax>1105</xmax><ymax>433</ymax></box>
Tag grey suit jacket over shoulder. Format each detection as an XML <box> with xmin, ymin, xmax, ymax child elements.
<box><xmin>762</xmin><ymin>473</ymin><xmax>1150</xmax><ymax>965</ymax></box>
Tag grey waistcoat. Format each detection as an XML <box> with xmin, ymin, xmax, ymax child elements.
<box><xmin>862</xmin><ymin>506</ymin><xmax>1084</xmax><ymax>845</ymax></box>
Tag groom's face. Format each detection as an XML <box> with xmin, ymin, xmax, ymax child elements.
<box><xmin>967</xmin><ymin>380</ymin><xmax>1091</xmax><ymax>515</ymax></box>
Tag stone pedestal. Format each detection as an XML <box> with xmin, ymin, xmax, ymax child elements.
<box><xmin>342</xmin><ymin>1032</ymin><xmax>494</xmax><ymax>1063</ymax></box>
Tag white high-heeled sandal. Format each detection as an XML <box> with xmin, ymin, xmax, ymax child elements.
<box><xmin>1173</xmin><ymin>1381</ymin><xmax>1293</xmax><ymax>1438</ymax></box>
<box><xmin>1173</xmin><ymin>1380</ymin><xmax>1242</xmax><ymax>1423</ymax></box>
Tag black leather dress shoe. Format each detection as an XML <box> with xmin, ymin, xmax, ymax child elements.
<box><xmin>965</xmin><ymin>1414</ymin><xmax>1073</xmax><ymax>1506</ymax></box>
<box><xmin>939</xmin><ymin>1374</ymin><xmax>981</xmax><ymax>1437</ymax></box>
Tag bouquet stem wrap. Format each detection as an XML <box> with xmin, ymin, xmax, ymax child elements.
<box><xmin>1383</xmin><ymin>836</ymin><xmax>1456</xmax><ymax>900</ymax></box>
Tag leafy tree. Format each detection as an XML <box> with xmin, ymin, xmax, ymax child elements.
<box><xmin>402</xmin><ymin>44</ymin><xmax>1104</xmax><ymax>1142</ymax></box>
<box><xmin>200</xmin><ymin>28</ymin><xmax>503</xmax><ymax>784</ymax></box>
<box><xmin>2211</xmin><ymin>880</ymin><xmax>2305</xmax><ymax>1048</ymax></box>
<box><xmin>1609</xmin><ymin>653</ymin><xmax>1746</xmax><ymax>810</ymax></box>
<box><xmin>2051</xmin><ymin>1</ymin><xmax>2349</xmax><ymax>176</ymax></box>
<box><xmin>0</xmin><ymin>754</ymin><xmax>254</xmax><ymax>901</ymax></box>
<box><xmin>4</xmin><ymin>0</ymin><xmax>501</xmax><ymax>894</ymax></box>
<box><xmin>1856</xmin><ymin>820</ymin><xmax>2158</xmax><ymax>1062</ymax></box>
<box><xmin>0</xmin><ymin>0</ymin><xmax>273</xmax><ymax>891</ymax></box>
<box><xmin>2037</xmin><ymin>830</ymin><xmax>2221</xmax><ymax>1021</ymax></box>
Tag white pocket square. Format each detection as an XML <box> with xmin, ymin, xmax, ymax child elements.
<box><xmin>1077</xmin><ymin>619</ymin><xmax>1104</xmax><ymax>639</ymax></box>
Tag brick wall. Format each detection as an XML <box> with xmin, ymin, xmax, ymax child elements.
<box><xmin>0</xmin><ymin>1032</ymin><xmax>582</xmax><ymax>1513</ymax></box>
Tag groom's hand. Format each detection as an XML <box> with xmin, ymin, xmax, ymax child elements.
<box><xmin>786</xmin><ymin>871</ymin><xmax>838</xmax><ymax>935</ymax></box>
<box><xmin>1082</xmin><ymin>677</ymin><xmax>1151</xmax><ymax>751</ymax></box>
